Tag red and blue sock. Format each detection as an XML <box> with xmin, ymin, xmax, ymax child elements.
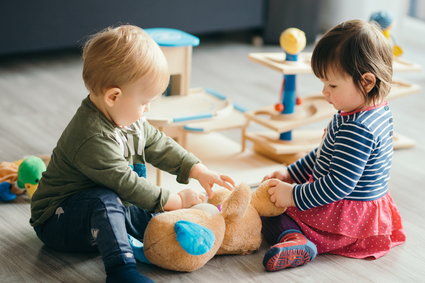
<box><xmin>263</xmin><ymin>229</ymin><xmax>317</xmax><ymax>271</ymax></box>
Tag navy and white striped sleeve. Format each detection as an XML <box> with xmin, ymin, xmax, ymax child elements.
<box><xmin>292</xmin><ymin>122</ymin><xmax>375</xmax><ymax>211</ymax></box>
<box><xmin>288</xmin><ymin>148</ymin><xmax>317</xmax><ymax>184</ymax></box>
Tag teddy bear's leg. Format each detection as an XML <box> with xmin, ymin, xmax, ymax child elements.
<box><xmin>128</xmin><ymin>234</ymin><xmax>151</xmax><ymax>264</ymax></box>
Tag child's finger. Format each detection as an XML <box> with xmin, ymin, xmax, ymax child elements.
<box><xmin>199</xmin><ymin>193</ymin><xmax>207</xmax><ymax>203</ymax></box>
<box><xmin>262</xmin><ymin>175</ymin><xmax>271</xmax><ymax>182</ymax></box>
<box><xmin>218</xmin><ymin>176</ymin><xmax>235</xmax><ymax>191</ymax></box>
<box><xmin>267</xmin><ymin>178</ymin><xmax>279</xmax><ymax>187</ymax></box>
<box><xmin>261</xmin><ymin>174</ymin><xmax>273</xmax><ymax>182</ymax></box>
<box><xmin>220</xmin><ymin>175</ymin><xmax>236</xmax><ymax>187</ymax></box>
<box><xmin>205</xmin><ymin>187</ymin><xmax>214</xmax><ymax>199</ymax></box>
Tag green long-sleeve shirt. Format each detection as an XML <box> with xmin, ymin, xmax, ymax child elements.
<box><xmin>30</xmin><ymin>96</ymin><xmax>200</xmax><ymax>227</ymax></box>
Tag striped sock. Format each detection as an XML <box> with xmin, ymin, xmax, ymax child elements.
<box><xmin>263</xmin><ymin>229</ymin><xmax>317</xmax><ymax>271</ymax></box>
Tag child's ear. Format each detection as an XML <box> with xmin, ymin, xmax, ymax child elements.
<box><xmin>104</xmin><ymin>87</ymin><xmax>122</xmax><ymax>107</ymax></box>
<box><xmin>361</xmin><ymin>72</ymin><xmax>376</xmax><ymax>93</ymax></box>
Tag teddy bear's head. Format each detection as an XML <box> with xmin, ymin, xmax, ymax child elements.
<box><xmin>208</xmin><ymin>183</ymin><xmax>261</xmax><ymax>255</ymax></box>
<box><xmin>143</xmin><ymin>202</ymin><xmax>225</xmax><ymax>272</ymax></box>
<box><xmin>208</xmin><ymin>180</ymin><xmax>286</xmax><ymax>255</ymax></box>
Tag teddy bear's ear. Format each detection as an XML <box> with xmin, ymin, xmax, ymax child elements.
<box><xmin>175</xmin><ymin>220</ymin><xmax>216</xmax><ymax>255</ymax></box>
<box><xmin>208</xmin><ymin>189</ymin><xmax>231</xmax><ymax>206</ymax></box>
<box><xmin>251</xmin><ymin>179</ymin><xmax>286</xmax><ymax>216</ymax></box>
<box><xmin>221</xmin><ymin>183</ymin><xmax>251</xmax><ymax>220</ymax></box>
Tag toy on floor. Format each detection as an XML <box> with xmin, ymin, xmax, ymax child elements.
<box><xmin>0</xmin><ymin>156</ymin><xmax>47</xmax><ymax>201</ymax></box>
<box><xmin>136</xmin><ymin>180</ymin><xmax>285</xmax><ymax>272</ymax></box>
<box><xmin>369</xmin><ymin>11</ymin><xmax>403</xmax><ymax>57</ymax></box>
<box><xmin>143</xmin><ymin>28</ymin><xmax>248</xmax><ymax>186</ymax></box>
<box><xmin>245</xmin><ymin>27</ymin><xmax>336</xmax><ymax>164</ymax></box>
<box><xmin>275</xmin><ymin>27</ymin><xmax>306</xmax><ymax>141</ymax></box>
<box><xmin>144</xmin><ymin>28</ymin><xmax>247</xmax><ymax>149</ymax></box>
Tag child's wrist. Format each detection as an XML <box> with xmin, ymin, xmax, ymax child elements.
<box><xmin>285</xmin><ymin>169</ymin><xmax>294</xmax><ymax>183</ymax></box>
<box><xmin>177</xmin><ymin>191</ymin><xmax>185</xmax><ymax>208</ymax></box>
<box><xmin>178</xmin><ymin>191</ymin><xmax>194</xmax><ymax>208</ymax></box>
<box><xmin>289</xmin><ymin>185</ymin><xmax>296</xmax><ymax>207</ymax></box>
<box><xmin>164</xmin><ymin>193</ymin><xmax>183</xmax><ymax>210</ymax></box>
<box><xmin>189</xmin><ymin>163</ymin><xmax>202</xmax><ymax>179</ymax></box>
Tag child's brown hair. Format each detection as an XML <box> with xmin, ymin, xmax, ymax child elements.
<box><xmin>82</xmin><ymin>25</ymin><xmax>169</xmax><ymax>95</ymax></box>
<box><xmin>311</xmin><ymin>20</ymin><xmax>393</xmax><ymax>106</ymax></box>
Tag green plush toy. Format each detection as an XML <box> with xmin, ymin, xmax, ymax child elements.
<box><xmin>17</xmin><ymin>156</ymin><xmax>46</xmax><ymax>198</ymax></box>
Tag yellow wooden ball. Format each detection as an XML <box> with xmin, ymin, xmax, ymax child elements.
<box><xmin>279</xmin><ymin>28</ymin><xmax>306</xmax><ymax>55</ymax></box>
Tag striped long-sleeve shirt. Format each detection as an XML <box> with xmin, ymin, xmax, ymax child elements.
<box><xmin>288</xmin><ymin>102</ymin><xmax>394</xmax><ymax>211</ymax></box>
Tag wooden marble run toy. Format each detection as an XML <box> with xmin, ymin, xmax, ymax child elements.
<box><xmin>144</xmin><ymin>28</ymin><xmax>247</xmax><ymax>148</ymax></box>
<box><xmin>368</xmin><ymin>10</ymin><xmax>424</xmax><ymax>149</ymax></box>
<box><xmin>244</xmin><ymin>28</ymin><xmax>333</xmax><ymax>164</ymax></box>
<box><xmin>245</xmin><ymin>27</ymin><xmax>422</xmax><ymax>164</ymax></box>
<box><xmin>144</xmin><ymin>28</ymin><xmax>247</xmax><ymax>184</ymax></box>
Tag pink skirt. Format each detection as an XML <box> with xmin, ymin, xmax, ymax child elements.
<box><xmin>285</xmin><ymin>193</ymin><xmax>406</xmax><ymax>259</ymax></box>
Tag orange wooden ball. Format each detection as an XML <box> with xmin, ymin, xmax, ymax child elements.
<box><xmin>274</xmin><ymin>103</ymin><xmax>284</xmax><ymax>112</ymax></box>
<box><xmin>296</xmin><ymin>97</ymin><xmax>303</xmax><ymax>105</ymax></box>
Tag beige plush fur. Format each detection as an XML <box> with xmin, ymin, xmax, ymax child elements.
<box><xmin>209</xmin><ymin>184</ymin><xmax>262</xmax><ymax>255</ymax></box>
<box><xmin>251</xmin><ymin>179</ymin><xmax>287</xmax><ymax>216</ymax></box>
<box><xmin>142</xmin><ymin>180</ymin><xmax>286</xmax><ymax>272</ymax></box>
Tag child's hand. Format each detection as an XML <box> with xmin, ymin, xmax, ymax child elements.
<box><xmin>262</xmin><ymin>168</ymin><xmax>294</xmax><ymax>183</ymax></box>
<box><xmin>267</xmin><ymin>179</ymin><xmax>295</xmax><ymax>208</ymax></box>
<box><xmin>163</xmin><ymin>190</ymin><xmax>205</xmax><ymax>211</ymax></box>
<box><xmin>189</xmin><ymin>163</ymin><xmax>235</xmax><ymax>199</ymax></box>
<box><xmin>178</xmin><ymin>189</ymin><xmax>206</xmax><ymax>208</ymax></box>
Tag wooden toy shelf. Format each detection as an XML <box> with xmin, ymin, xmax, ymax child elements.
<box><xmin>249</xmin><ymin>52</ymin><xmax>423</xmax><ymax>74</ymax></box>
<box><xmin>147</xmin><ymin>88</ymin><xmax>234</xmax><ymax>128</ymax></box>
<box><xmin>146</xmin><ymin>87</ymin><xmax>247</xmax><ymax>149</ymax></box>
<box><xmin>144</xmin><ymin>28</ymin><xmax>248</xmax><ymax>185</ymax></box>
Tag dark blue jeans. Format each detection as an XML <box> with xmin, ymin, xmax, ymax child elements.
<box><xmin>34</xmin><ymin>188</ymin><xmax>154</xmax><ymax>269</ymax></box>
<box><xmin>261</xmin><ymin>214</ymin><xmax>302</xmax><ymax>244</ymax></box>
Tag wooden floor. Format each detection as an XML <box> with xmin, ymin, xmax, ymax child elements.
<box><xmin>1</xmin><ymin>29</ymin><xmax>425</xmax><ymax>282</ymax></box>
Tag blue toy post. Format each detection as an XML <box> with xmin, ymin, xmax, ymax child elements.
<box><xmin>277</xmin><ymin>28</ymin><xmax>306</xmax><ymax>141</ymax></box>
<box><xmin>279</xmin><ymin>53</ymin><xmax>298</xmax><ymax>140</ymax></box>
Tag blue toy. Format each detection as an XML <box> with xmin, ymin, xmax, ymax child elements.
<box><xmin>369</xmin><ymin>11</ymin><xmax>403</xmax><ymax>57</ymax></box>
<box><xmin>277</xmin><ymin>28</ymin><xmax>306</xmax><ymax>141</ymax></box>
<box><xmin>0</xmin><ymin>182</ymin><xmax>16</xmax><ymax>202</ymax></box>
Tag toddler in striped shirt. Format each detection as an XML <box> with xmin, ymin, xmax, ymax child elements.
<box><xmin>261</xmin><ymin>19</ymin><xmax>406</xmax><ymax>271</ymax></box>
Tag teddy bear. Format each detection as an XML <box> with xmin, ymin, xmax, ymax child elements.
<box><xmin>140</xmin><ymin>179</ymin><xmax>286</xmax><ymax>272</ymax></box>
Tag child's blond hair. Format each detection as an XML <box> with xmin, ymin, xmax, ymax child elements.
<box><xmin>82</xmin><ymin>25</ymin><xmax>169</xmax><ymax>95</ymax></box>
<box><xmin>311</xmin><ymin>20</ymin><xmax>393</xmax><ymax>106</ymax></box>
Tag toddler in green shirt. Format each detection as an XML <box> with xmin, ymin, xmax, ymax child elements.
<box><xmin>30</xmin><ymin>25</ymin><xmax>234</xmax><ymax>283</ymax></box>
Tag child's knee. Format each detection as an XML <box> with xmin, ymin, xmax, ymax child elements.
<box><xmin>90</xmin><ymin>188</ymin><xmax>125</xmax><ymax>209</ymax></box>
